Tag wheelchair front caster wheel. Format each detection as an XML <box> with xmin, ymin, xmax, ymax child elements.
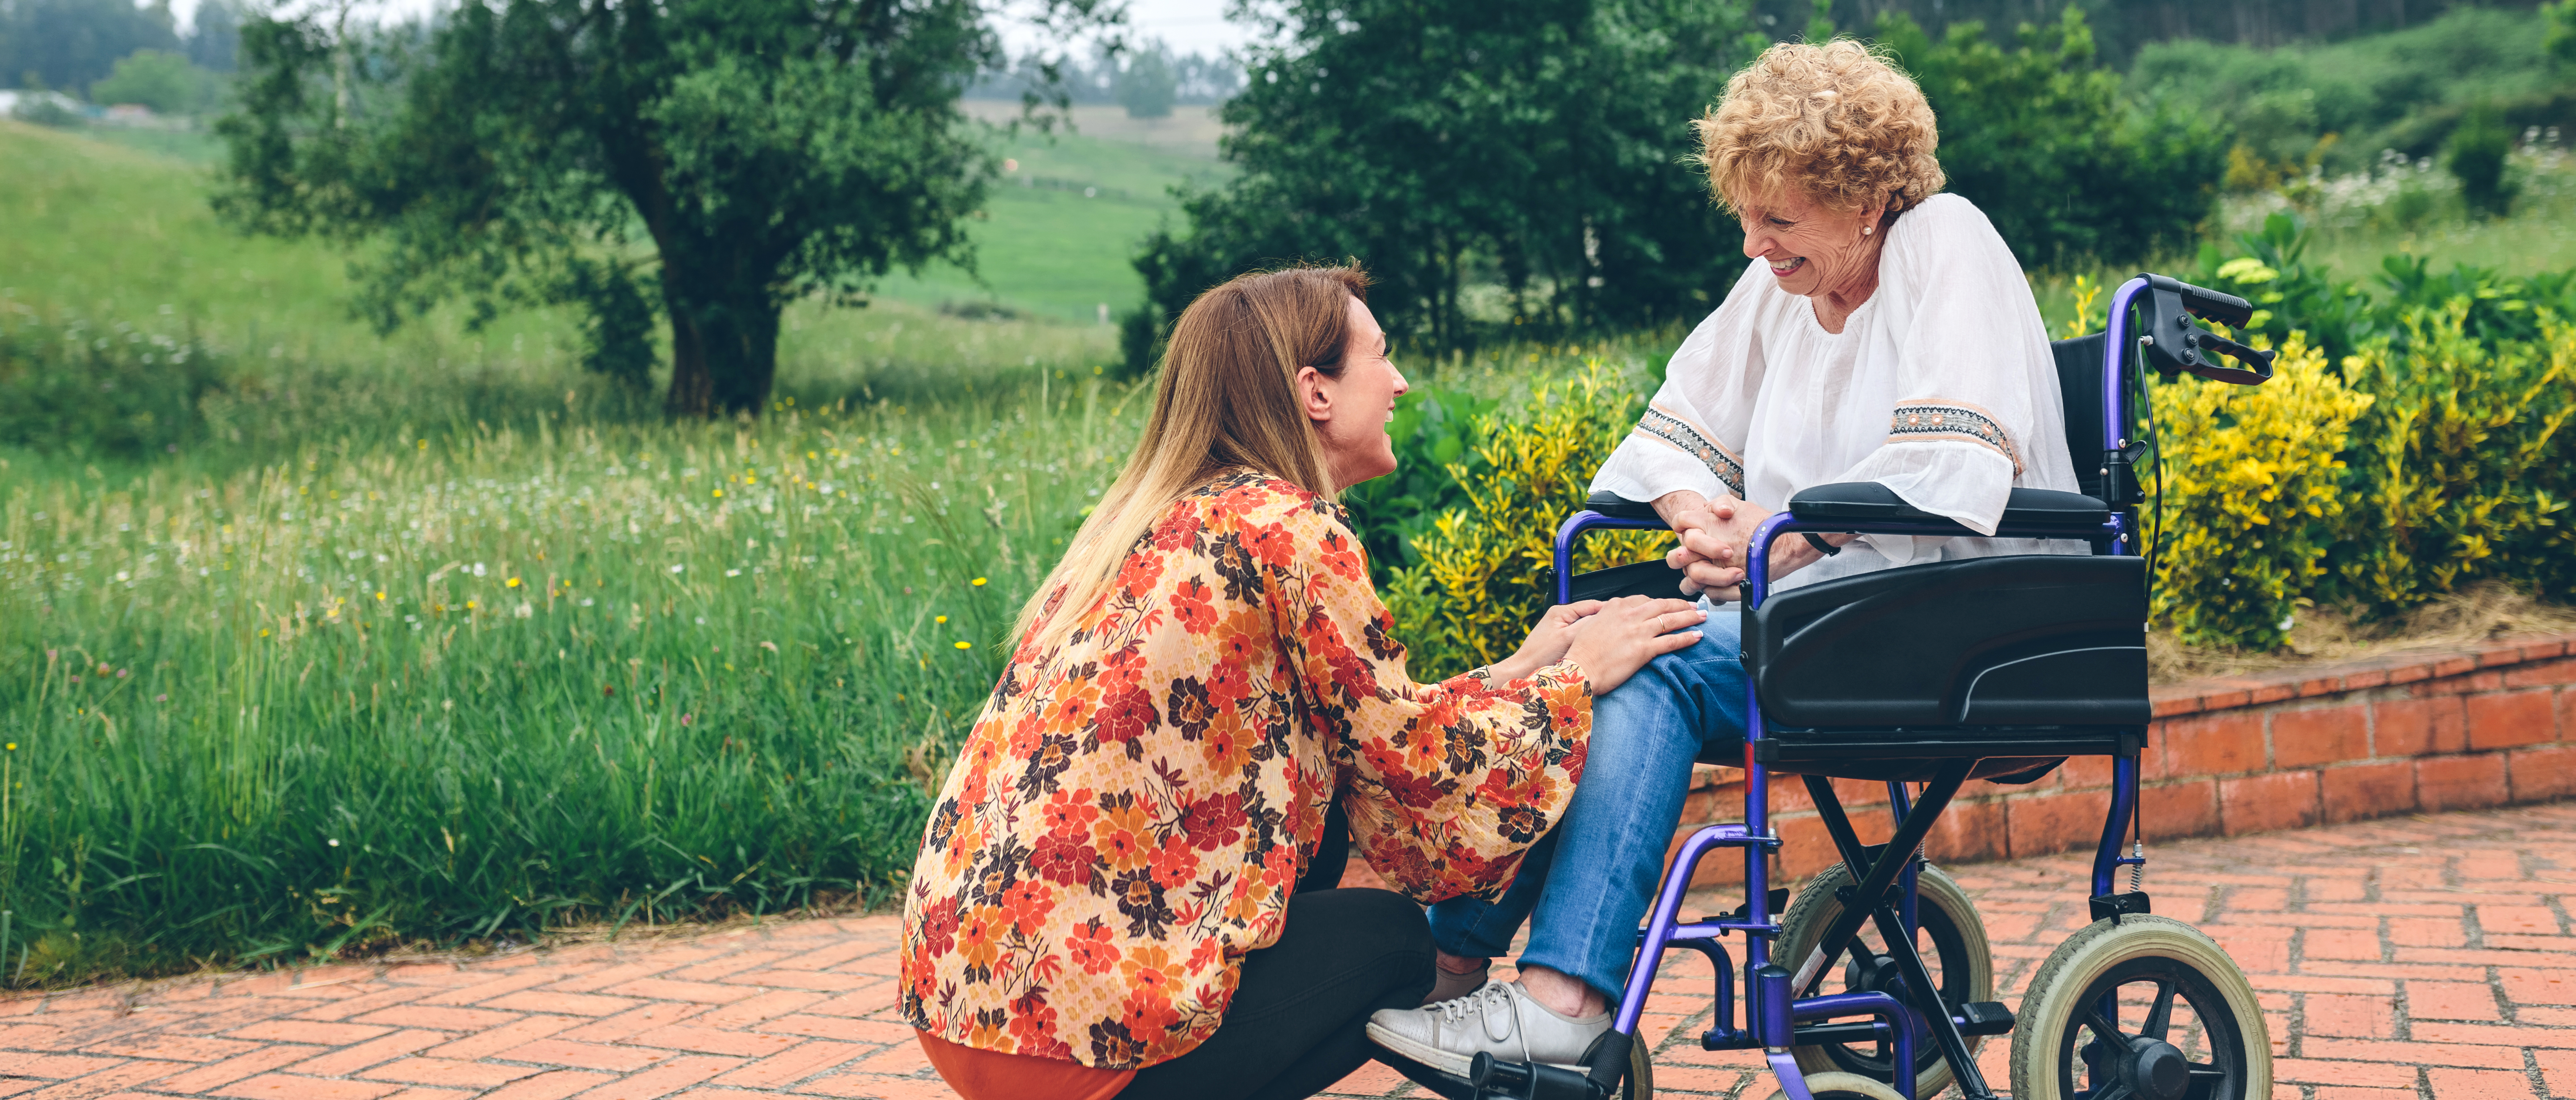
<box><xmin>1760</xmin><ymin>1070</ymin><xmax>1907</xmax><ymax>1100</ymax></box>
<box><xmin>2010</xmin><ymin>914</ymin><xmax>2271</xmax><ymax>1100</ymax></box>
<box><xmin>1776</xmin><ymin>861</ymin><xmax>1993</xmax><ymax>1098</ymax></box>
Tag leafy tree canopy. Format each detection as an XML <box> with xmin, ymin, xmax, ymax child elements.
<box><xmin>0</xmin><ymin>0</ymin><xmax>178</xmax><ymax>91</ymax></box>
<box><xmin>1873</xmin><ymin>7</ymin><xmax>2226</xmax><ymax>275</ymax></box>
<box><xmin>90</xmin><ymin>47</ymin><xmax>220</xmax><ymax>113</ymax></box>
<box><xmin>1116</xmin><ymin>41</ymin><xmax>1174</xmax><ymax>119</ymax></box>
<box><xmin>216</xmin><ymin>0</ymin><xmax>1110</xmax><ymax>416</ymax></box>
<box><xmin>1130</xmin><ymin>0</ymin><xmax>1764</xmax><ymax>356</ymax></box>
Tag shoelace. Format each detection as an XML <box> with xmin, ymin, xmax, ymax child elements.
<box><xmin>1430</xmin><ymin>980</ymin><xmax>1517</xmax><ymax>1026</ymax></box>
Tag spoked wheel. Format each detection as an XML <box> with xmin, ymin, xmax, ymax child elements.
<box><xmin>1761</xmin><ymin>1070</ymin><xmax>1907</xmax><ymax>1100</ymax></box>
<box><xmin>1775</xmin><ymin>862</ymin><xmax>1994</xmax><ymax>1098</ymax></box>
<box><xmin>2010</xmin><ymin>915</ymin><xmax>2271</xmax><ymax>1100</ymax></box>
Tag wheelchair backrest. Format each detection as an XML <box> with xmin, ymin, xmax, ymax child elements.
<box><xmin>2049</xmin><ymin>333</ymin><xmax>2109</xmax><ymax>501</ymax></box>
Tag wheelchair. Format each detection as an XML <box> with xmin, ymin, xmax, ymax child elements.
<box><xmin>1391</xmin><ymin>275</ymin><xmax>2283</xmax><ymax>1100</ymax></box>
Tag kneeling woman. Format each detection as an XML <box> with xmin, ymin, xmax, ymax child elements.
<box><xmin>900</xmin><ymin>266</ymin><xmax>1703</xmax><ymax>1100</ymax></box>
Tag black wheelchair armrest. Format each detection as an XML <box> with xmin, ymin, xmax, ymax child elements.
<box><xmin>1582</xmin><ymin>490</ymin><xmax>1665</xmax><ymax>523</ymax></box>
<box><xmin>1787</xmin><ymin>482</ymin><xmax>2111</xmax><ymax>538</ymax></box>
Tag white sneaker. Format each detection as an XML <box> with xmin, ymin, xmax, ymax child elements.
<box><xmin>1366</xmin><ymin>979</ymin><xmax>1611</xmax><ymax>1077</ymax></box>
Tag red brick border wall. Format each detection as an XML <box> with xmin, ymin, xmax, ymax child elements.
<box><xmin>1663</xmin><ymin>634</ymin><xmax>2576</xmax><ymax>887</ymax></box>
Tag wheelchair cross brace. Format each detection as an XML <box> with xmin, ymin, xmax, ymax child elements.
<box><xmin>1790</xmin><ymin>761</ymin><xmax>1994</xmax><ymax>1100</ymax></box>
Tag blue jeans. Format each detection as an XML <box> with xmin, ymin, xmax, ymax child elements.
<box><xmin>1427</xmin><ymin>605</ymin><xmax>1749</xmax><ymax>1000</ymax></box>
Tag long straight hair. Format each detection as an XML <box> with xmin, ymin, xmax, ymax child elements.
<box><xmin>1012</xmin><ymin>264</ymin><xmax>1371</xmax><ymax>654</ymax></box>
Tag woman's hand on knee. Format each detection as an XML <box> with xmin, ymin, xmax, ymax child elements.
<box><xmin>1565</xmin><ymin>596</ymin><xmax>1706</xmax><ymax>695</ymax></box>
<box><xmin>1487</xmin><ymin>600</ymin><xmax>1608</xmax><ymax>685</ymax></box>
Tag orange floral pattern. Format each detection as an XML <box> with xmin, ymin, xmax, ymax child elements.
<box><xmin>900</xmin><ymin>471</ymin><xmax>1591</xmax><ymax>1070</ymax></box>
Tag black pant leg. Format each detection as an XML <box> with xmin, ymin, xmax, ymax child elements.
<box><xmin>1118</xmin><ymin>888</ymin><xmax>1435</xmax><ymax>1100</ymax></box>
<box><xmin>1295</xmin><ymin>800</ymin><xmax>1351</xmax><ymax>896</ymax></box>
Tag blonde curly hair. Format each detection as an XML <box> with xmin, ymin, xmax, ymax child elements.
<box><xmin>1694</xmin><ymin>39</ymin><xmax>1945</xmax><ymax>217</ymax></box>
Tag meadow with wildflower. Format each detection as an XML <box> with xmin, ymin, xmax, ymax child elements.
<box><xmin>0</xmin><ymin>387</ymin><xmax>1163</xmax><ymax>978</ymax></box>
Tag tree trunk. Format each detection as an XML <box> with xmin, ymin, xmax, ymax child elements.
<box><xmin>662</xmin><ymin>291</ymin><xmax>782</xmax><ymax>418</ymax></box>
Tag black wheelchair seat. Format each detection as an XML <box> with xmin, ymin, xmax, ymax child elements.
<box><xmin>1744</xmin><ymin>552</ymin><xmax>2146</xmax><ymax>781</ymax></box>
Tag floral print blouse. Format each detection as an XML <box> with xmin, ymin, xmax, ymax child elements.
<box><xmin>900</xmin><ymin>471</ymin><xmax>1592</xmax><ymax>1070</ymax></box>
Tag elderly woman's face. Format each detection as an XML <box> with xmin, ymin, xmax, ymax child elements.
<box><xmin>1737</xmin><ymin>189</ymin><xmax>1880</xmax><ymax>300</ymax></box>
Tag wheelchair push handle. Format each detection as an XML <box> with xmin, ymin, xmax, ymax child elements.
<box><xmin>2137</xmin><ymin>273</ymin><xmax>2275</xmax><ymax>386</ymax></box>
<box><xmin>2145</xmin><ymin>272</ymin><xmax>2255</xmax><ymax>328</ymax></box>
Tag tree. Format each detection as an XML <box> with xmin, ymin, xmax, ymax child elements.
<box><xmin>1130</xmin><ymin>0</ymin><xmax>1761</xmax><ymax>357</ymax></box>
<box><xmin>1870</xmin><ymin>7</ymin><xmax>2226</xmax><ymax>273</ymax></box>
<box><xmin>91</xmin><ymin>47</ymin><xmax>216</xmax><ymax>113</ymax></box>
<box><xmin>0</xmin><ymin>0</ymin><xmax>178</xmax><ymax>92</ymax></box>
<box><xmin>1116</xmin><ymin>42</ymin><xmax>1174</xmax><ymax>119</ymax></box>
<box><xmin>2547</xmin><ymin>0</ymin><xmax>2576</xmax><ymax>74</ymax></box>
<box><xmin>186</xmin><ymin>0</ymin><xmax>244</xmax><ymax>72</ymax></box>
<box><xmin>2446</xmin><ymin>100</ymin><xmax>2516</xmax><ymax>220</ymax></box>
<box><xmin>215</xmin><ymin>0</ymin><xmax>1109</xmax><ymax>416</ymax></box>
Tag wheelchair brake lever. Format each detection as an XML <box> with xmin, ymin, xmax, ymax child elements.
<box><xmin>2177</xmin><ymin>330</ymin><xmax>2275</xmax><ymax>386</ymax></box>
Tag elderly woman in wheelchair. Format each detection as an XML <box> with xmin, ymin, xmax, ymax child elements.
<box><xmin>1367</xmin><ymin>40</ymin><xmax>2281</xmax><ymax>1100</ymax></box>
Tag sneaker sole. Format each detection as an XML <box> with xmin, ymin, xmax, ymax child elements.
<box><xmin>1364</xmin><ymin>1022</ymin><xmax>1589</xmax><ymax>1079</ymax></box>
<box><xmin>1364</xmin><ymin>1022</ymin><xmax>1478</xmax><ymax>1078</ymax></box>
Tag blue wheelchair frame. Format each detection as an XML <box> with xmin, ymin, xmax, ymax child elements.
<box><xmin>1509</xmin><ymin>274</ymin><xmax>2269</xmax><ymax>1100</ymax></box>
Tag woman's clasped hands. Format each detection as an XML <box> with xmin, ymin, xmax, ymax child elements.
<box><xmin>1486</xmin><ymin>595</ymin><xmax>1709</xmax><ymax>695</ymax></box>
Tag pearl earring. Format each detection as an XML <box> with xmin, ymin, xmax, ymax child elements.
<box><xmin>1863</xmin><ymin>225</ymin><xmax>1873</xmax><ymax>235</ymax></box>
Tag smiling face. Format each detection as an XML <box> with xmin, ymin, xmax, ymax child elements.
<box><xmin>1737</xmin><ymin>187</ymin><xmax>1886</xmax><ymax>300</ymax></box>
<box><xmin>1300</xmin><ymin>295</ymin><xmax>1409</xmax><ymax>491</ymax></box>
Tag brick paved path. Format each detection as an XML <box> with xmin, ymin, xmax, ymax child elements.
<box><xmin>6</xmin><ymin>805</ymin><xmax>2576</xmax><ymax>1100</ymax></box>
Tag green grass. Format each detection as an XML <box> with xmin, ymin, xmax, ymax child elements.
<box><xmin>0</xmin><ymin>110</ymin><xmax>1180</xmax><ymax>981</ymax></box>
<box><xmin>0</xmin><ymin>385</ymin><xmax>1159</xmax><ymax>978</ymax></box>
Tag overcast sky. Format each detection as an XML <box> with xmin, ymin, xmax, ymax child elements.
<box><xmin>165</xmin><ymin>0</ymin><xmax>1260</xmax><ymax>57</ymax></box>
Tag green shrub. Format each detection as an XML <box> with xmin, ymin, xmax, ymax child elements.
<box><xmin>1384</xmin><ymin>364</ymin><xmax>1670</xmax><ymax>679</ymax></box>
<box><xmin>2145</xmin><ymin>335</ymin><xmax>2373</xmax><ymax>650</ymax></box>
<box><xmin>88</xmin><ymin>49</ymin><xmax>221</xmax><ymax>115</ymax></box>
<box><xmin>0</xmin><ymin>308</ymin><xmax>225</xmax><ymax>459</ymax></box>
<box><xmin>2448</xmin><ymin>101</ymin><xmax>2519</xmax><ymax>219</ymax></box>
<box><xmin>2546</xmin><ymin>0</ymin><xmax>2576</xmax><ymax>72</ymax></box>
<box><xmin>2326</xmin><ymin>306</ymin><xmax>2576</xmax><ymax>612</ymax></box>
<box><xmin>1339</xmin><ymin>383</ymin><xmax>1497</xmax><ymax>582</ymax></box>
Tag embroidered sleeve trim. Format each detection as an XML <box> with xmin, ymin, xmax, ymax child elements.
<box><xmin>1887</xmin><ymin>400</ymin><xmax>2024</xmax><ymax>476</ymax></box>
<box><xmin>1635</xmin><ymin>405</ymin><xmax>1746</xmax><ymax>497</ymax></box>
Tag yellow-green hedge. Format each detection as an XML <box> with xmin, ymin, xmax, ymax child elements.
<box><xmin>1382</xmin><ymin>364</ymin><xmax>1671</xmax><ymax>679</ymax></box>
<box><xmin>2145</xmin><ymin>334</ymin><xmax>2373</xmax><ymax>649</ymax></box>
<box><xmin>1390</xmin><ymin>306</ymin><xmax>2575</xmax><ymax>662</ymax></box>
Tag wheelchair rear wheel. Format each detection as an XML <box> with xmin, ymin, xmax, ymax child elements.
<box><xmin>1775</xmin><ymin>862</ymin><xmax>1993</xmax><ymax>1099</ymax></box>
<box><xmin>2009</xmin><ymin>915</ymin><xmax>2271</xmax><ymax>1100</ymax></box>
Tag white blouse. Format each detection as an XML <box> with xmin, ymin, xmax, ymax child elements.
<box><xmin>1590</xmin><ymin>194</ymin><xmax>2086</xmax><ymax>593</ymax></box>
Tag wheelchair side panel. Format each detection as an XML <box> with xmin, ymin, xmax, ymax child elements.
<box><xmin>1742</xmin><ymin>554</ymin><xmax>2148</xmax><ymax>729</ymax></box>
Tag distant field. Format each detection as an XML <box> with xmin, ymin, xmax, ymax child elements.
<box><xmin>870</xmin><ymin>104</ymin><xmax>1230</xmax><ymax>321</ymax></box>
<box><xmin>0</xmin><ymin>108</ymin><xmax>1219</xmax><ymax>371</ymax></box>
<box><xmin>0</xmin><ymin>119</ymin><xmax>1125</xmax><ymax>429</ymax></box>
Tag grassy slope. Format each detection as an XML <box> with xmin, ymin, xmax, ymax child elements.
<box><xmin>808</xmin><ymin>105</ymin><xmax>1229</xmax><ymax>323</ymax></box>
<box><xmin>0</xmin><ymin>111</ymin><xmax>1208</xmax><ymax>381</ymax></box>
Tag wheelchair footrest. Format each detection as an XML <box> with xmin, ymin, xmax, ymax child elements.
<box><xmin>1788</xmin><ymin>1002</ymin><xmax>2015</xmax><ymax>1046</ymax></box>
<box><xmin>1955</xmin><ymin>1001</ymin><xmax>2016</xmax><ymax>1036</ymax></box>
